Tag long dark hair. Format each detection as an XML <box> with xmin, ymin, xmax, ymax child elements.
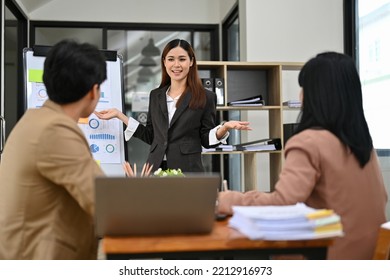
<box><xmin>159</xmin><ymin>39</ymin><xmax>206</xmax><ymax>109</ymax></box>
<box><xmin>295</xmin><ymin>52</ymin><xmax>373</xmax><ymax>167</ymax></box>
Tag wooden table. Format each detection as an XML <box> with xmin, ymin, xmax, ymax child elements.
<box><xmin>103</xmin><ymin>219</ymin><xmax>334</xmax><ymax>260</ymax></box>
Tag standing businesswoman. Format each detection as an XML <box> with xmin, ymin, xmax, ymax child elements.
<box><xmin>95</xmin><ymin>39</ymin><xmax>250</xmax><ymax>172</ymax></box>
<box><xmin>217</xmin><ymin>52</ymin><xmax>388</xmax><ymax>260</ymax></box>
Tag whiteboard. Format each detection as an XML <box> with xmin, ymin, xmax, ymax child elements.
<box><xmin>23</xmin><ymin>47</ymin><xmax>126</xmax><ymax>176</ymax></box>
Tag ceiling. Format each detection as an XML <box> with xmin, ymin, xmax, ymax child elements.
<box><xmin>15</xmin><ymin>0</ymin><xmax>55</xmax><ymax>14</ymax></box>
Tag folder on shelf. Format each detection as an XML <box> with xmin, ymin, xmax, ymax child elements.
<box><xmin>214</xmin><ymin>78</ymin><xmax>225</xmax><ymax>106</ymax></box>
<box><xmin>201</xmin><ymin>78</ymin><xmax>214</xmax><ymax>92</ymax></box>
<box><xmin>284</xmin><ymin>123</ymin><xmax>299</xmax><ymax>145</ymax></box>
<box><xmin>202</xmin><ymin>144</ymin><xmax>235</xmax><ymax>152</ymax></box>
<box><xmin>228</xmin><ymin>94</ymin><xmax>264</xmax><ymax>106</ymax></box>
<box><xmin>202</xmin><ymin>139</ymin><xmax>281</xmax><ymax>153</ymax></box>
<box><xmin>283</xmin><ymin>100</ymin><xmax>301</xmax><ymax>108</ymax></box>
<box><xmin>234</xmin><ymin>138</ymin><xmax>282</xmax><ymax>151</ymax></box>
<box><xmin>215</xmin><ymin>145</ymin><xmax>235</xmax><ymax>151</ymax></box>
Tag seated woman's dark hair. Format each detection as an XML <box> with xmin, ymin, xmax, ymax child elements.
<box><xmin>295</xmin><ymin>52</ymin><xmax>373</xmax><ymax>167</ymax></box>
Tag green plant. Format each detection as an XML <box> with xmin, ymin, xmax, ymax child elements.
<box><xmin>153</xmin><ymin>168</ymin><xmax>185</xmax><ymax>177</ymax></box>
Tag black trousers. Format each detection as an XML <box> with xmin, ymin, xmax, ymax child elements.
<box><xmin>160</xmin><ymin>160</ymin><xmax>168</xmax><ymax>170</ymax></box>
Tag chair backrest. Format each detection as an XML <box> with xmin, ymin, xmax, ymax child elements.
<box><xmin>373</xmin><ymin>221</ymin><xmax>390</xmax><ymax>260</ymax></box>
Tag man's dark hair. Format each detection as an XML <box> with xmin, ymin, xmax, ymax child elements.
<box><xmin>43</xmin><ymin>39</ymin><xmax>107</xmax><ymax>104</ymax></box>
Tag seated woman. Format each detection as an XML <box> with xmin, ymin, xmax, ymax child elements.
<box><xmin>217</xmin><ymin>52</ymin><xmax>388</xmax><ymax>260</ymax></box>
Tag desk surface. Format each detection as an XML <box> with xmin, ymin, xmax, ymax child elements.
<box><xmin>103</xmin><ymin>219</ymin><xmax>334</xmax><ymax>260</ymax></box>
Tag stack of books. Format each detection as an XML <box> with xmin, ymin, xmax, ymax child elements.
<box><xmin>229</xmin><ymin>203</ymin><xmax>343</xmax><ymax>240</ymax></box>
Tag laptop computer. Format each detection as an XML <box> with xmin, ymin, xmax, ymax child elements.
<box><xmin>94</xmin><ymin>174</ymin><xmax>221</xmax><ymax>237</ymax></box>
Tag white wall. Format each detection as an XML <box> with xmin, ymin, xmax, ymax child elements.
<box><xmin>16</xmin><ymin>0</ymin><xmax>225</xmax><ymax>23</ymax></box>
<box><xmin>240</xmin><ymin>0</ymin><xmax>344</xmax><ymax>62</ymax></box>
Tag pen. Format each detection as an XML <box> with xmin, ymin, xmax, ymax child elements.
<box><xmin>222</xmin><ymin>180</ymin><xmax>228</xmax><ymax>192</ymax></box>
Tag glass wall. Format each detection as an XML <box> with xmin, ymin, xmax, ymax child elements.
<box><xmin>34</xmin><ymin>27</ymin><xmax>104</xmax><ymax>48</ymax></box>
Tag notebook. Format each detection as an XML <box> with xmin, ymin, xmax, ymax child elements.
<box><xmin>94</xmin><ymin>174</ymin><xmax>221</xmax><ymax>237</ymax></box>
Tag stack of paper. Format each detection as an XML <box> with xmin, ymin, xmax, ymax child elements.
<box><xmin>229</xmin><ymin>203</ymin><xmax>343</xmax><ymax>240</ymax></box>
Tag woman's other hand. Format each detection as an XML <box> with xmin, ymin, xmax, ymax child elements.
<box><xmin>94</xmin><ymin>108</ymin><xmax>120</xmax><ymax>120</ymax></box>
<box><xmin>217</xmin><ymin>120</ymin><xmax>252</xmax><ymax>139</ymax></box>
<box><xmin>94</xmin><ymin>108</ymin><xmax>129</xmax><ymax>124</ymax></box>
<box><xmin>224</xmin><ymin>120</ymin><xmax>252</xmax><ymax>131</ymax></box>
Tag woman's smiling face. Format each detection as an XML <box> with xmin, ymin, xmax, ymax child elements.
<box><xmin>163</xmin><ymin>46</ymin><xmax>193</xmax><ymax>83</ymax></box>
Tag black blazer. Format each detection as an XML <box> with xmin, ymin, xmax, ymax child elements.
<box><xmin>133</xmin><ymin>85</ymin><xmax>218</xmax><ymax>172</ymax></box>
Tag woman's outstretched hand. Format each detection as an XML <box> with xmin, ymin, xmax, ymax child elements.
<box><xmin>224</xmin><ymin>120</ymin><xmax>252</xmax><ymax>131</ymax></box>
<box><xmin>216</xmin><ymin>120</ymin><xmax>252</xmax><ymax>140</ymax></box>
<box><xmin>94</xmin><ymin>108</ymin><xmax>129</xmax><ymax>124</ymax></box>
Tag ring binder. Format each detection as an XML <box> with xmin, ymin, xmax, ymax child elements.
<box><xmin>214</xmin><ymin>78</ymin><xmax>225</xmax><ymax>106</ymax></box>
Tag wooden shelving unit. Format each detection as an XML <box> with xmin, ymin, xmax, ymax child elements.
<box><xmin>198</xmin><ymin>61</ymin><xmax>303</xmax><ymax>192</ymax></box>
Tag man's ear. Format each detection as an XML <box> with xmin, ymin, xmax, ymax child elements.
<box><xmin>90</xmin><ymin>84</ymin><xmax>100</xmax><ymax>100</ymax></box>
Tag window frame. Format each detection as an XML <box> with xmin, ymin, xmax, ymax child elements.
<box><xmin>344</xmin><ymin>0</ymin><xmax>358</xmax><ymax>64</ymax></box>
<box><xmin>29</xmin><ymin>21</ymin><xmax>219</xmax><ymax>60</ymax></box>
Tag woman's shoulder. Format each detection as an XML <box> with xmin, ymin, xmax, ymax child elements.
<box><xmin>285</xmin><ymin>129</ymin><xmax>346</xmax><ymax>164</ymax></box>
<box><xmin>149</xmin><ymin>86</ymin><xmax>168</xmax><ymax>100</ymax></box>
<box><xmin>288</xmin><ymin>129</ymin><xmax>341</xmax><ymax>148</ymax></box>
<box><xmin>151</xmin><ymin>85</ymin><xmax>168</xmax><ymax>94</ymax></box>
<box><xmin>296</xmin><ymin>128</ymin><xmax>335</xmax><ymax>138</ymax></box>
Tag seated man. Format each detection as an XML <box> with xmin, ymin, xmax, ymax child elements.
<box><xmin>0</xmin><ymin>40</ymin><xmax>107</xmax><ymax>259</ymax></box>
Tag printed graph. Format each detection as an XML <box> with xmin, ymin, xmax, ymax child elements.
<box><xmin>90</xmin><ymin>144</ymin><xmax>99</xmax><ymax>153</ymax></box>
<box><xmin>90</xmin><ymin>134</ymin><xmax>116</xmax><ymax>140</ymax></box>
